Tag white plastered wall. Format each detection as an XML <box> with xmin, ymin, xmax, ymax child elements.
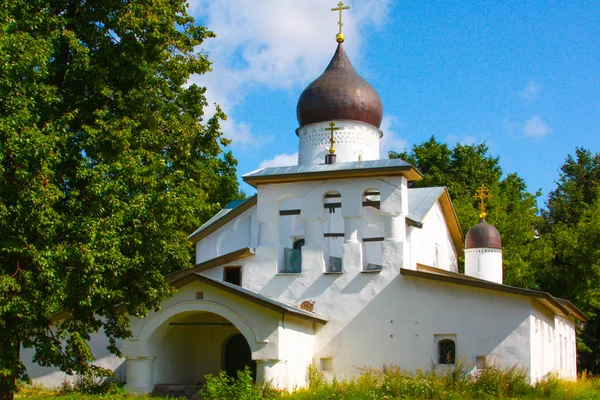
<box><xmin>310</xmin><ymin>275</ymin><xmax>533</xmax><ymax>381</ymax></box>
<box><xmin>231</xmin><ymin>176</ymin><xmax>410</xmax><ymax>294</ymax></box>
<box><xmin>21</xmin><ymin>330</ymin><xmax>125</xmax><ymax>388</ymax></box>
<box><xmin>465</xmin><ymin>248</ymin><xmax>503</xmax><ymax>284</ymax></box>
<box><xmin>529</xmin><ymin>300</ymin><xmax>578</xmax><ymax>381</ymax></box>
<box><xmin>195</xmin><ymin>208</ymin><xmax>257</xmax><ymax>265</ymax></box>
<box><xmin>296</xmin><ymin>121</ymin><xmax>382</xmax><ymax>165</ymax></box>
<box><xmin>408</xmin><ymin>201</ymin><xmax>458</xmax><ymax>272</ymax></box>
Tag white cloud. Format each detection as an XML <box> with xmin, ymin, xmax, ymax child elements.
<box><xmin>379</xmin><ymin>115</ymin><xmax>408</xmax><ymax>157</ymax></box>
<box><xmin>520</xmin><ymin>80</ymin><xmax>542</xmax><ymax>101</ymax></box>
<box><xmin>522</xmin><ymin>115</ymin><xmax>552</xmax><ymax>137</ymax></box>
<box><xmin>221</xmin><ymin>119</ymin><xmax>269</xmax><ymax>149</ymax></box>
<box><xmin>190</xmin><ymin>0</ymin><xmax>391</xmax><ymax>89</ymax></box>
<box><xmin>258</xmin><ymin>152</ymin><xmax>299</xmax><ymax>169</ymax></box>
<box><xmin>186</xmin><ymin>0</ymin><xmax>392</xmax><ymax>149</ymax></box>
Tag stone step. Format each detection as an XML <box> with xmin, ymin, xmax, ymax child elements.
<box><xmin>153</xmin><ymin>384</ymin><xmax>203</xmax><ymax>399</ymax></box>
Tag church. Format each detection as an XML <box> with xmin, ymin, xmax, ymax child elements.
<box><xmin>23</xmin><ymin>4</ymin><xmax>587</xmax><ymax>396</ymax></box>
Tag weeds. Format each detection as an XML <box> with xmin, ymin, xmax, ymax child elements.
<box><xmin>15</xmin><ymin>365</ymin><xmax>600</xmax><ymax>400</ymax></box>
<box><xmin>199</xmin><ymin>367</ymin><xmax>279</xmax><ymax>400</ymax></box>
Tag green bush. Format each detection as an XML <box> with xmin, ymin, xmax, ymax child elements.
<box><xmin>199</xmin><ymin>367</ymin><xmax>279</xmax><ymax>400</ymax></box>
<box><xmin>57</xmin><ymin>374</ymin><xmax>123</xmax><ymax>396</ymax></box>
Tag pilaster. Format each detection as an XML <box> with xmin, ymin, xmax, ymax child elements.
<box><xmin>124</xmin><ymin>357</ymin><xmax>155</xmax><ymax>394</ymax></box>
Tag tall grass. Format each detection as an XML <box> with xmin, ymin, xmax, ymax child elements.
<box><xmin>15</xmin><ymin>365</ymin><xmax>600</xmax><ymax>400</ymax></box>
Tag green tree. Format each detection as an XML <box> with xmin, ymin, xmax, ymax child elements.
<box><xmin>538</xmin><ymin>149</ymin><xmax>600</xmax><ymax>372</ymax></box>
<box><xmin>0</xmin><ymin>0</ymin><xmax>241</xmax><ymax>398</ymax></box>
<box><xmin>390</xmin><ymin>136</ymin><xmax>541</xmax><ymax>288</ymax></box>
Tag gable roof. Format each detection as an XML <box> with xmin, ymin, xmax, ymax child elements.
<box><xmin>401</xmin><ymin>265</ymin><xmax>588</xmax><ymax>322</ymax></box>
<box><xmin>166</xmin><ymin>247</ymin><xmax>255</xmax><ymax>283</ymax></box>
<box><xmin>188</xmin><ymin>196</ymin><xmax>257</xmax><ymax>244</ymax></box>
<box><xmin>169</xmin><ymin>272</ymin><xmax>328</xmax><ymax>324</ymax></box>
<box><xmin>408</xmin><ymin>187</ymin><xmax>464</xmax><ymax>254</ymax></box>
<box><xmin>243</xmin><ymin>159</ymin><xmax>422</xmax><ymax>188</ymax></box>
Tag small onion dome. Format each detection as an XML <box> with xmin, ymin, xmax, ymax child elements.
<box><xmin>296</xmin><ymin>43</ymin><xmax>383</xmax><ymax>128</ymax></box>
<box><xmin>465</xmin><ymin>218</ymin><xmax>502</xmax><ymax>249</ymax></box>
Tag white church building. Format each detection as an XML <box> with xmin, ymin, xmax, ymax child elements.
<box><xmin>23</xmin><ymin>14</ymin><xmax>587</xmax><ymax>396</ymax></box>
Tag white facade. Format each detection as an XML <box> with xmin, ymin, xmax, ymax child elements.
<box><xmin>465</xmin><ymin>248</ymin><xmax>503</xmax><ymax>284</ymax></box>
<box><xmin>297</xmin><ymin>120</ymin><xmax>382</xmax><ymax>165</ymax></box>
<box><xmin>22</xmin><ymin>168</ymin><xmax>584</xmax><ymax>392</ymax></box>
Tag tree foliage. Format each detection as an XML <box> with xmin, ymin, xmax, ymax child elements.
<box><xmin>0</xmin><ymin>0</ymin><xmax>241</xmax><ymax>397</ymax></box>
<box><xmin>389</xmin><ymin>136</ymin><xmax>541</xmax><ymax>287</ymax></box>
<box><xmin>538</xmin><ymin>149</ymin><xmax>600</xmax><ymax>372</ymax></box>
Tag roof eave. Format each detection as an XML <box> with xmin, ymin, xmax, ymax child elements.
<box><xmin>401</xmin><ymin>267</ymin><xmax>585</xmax><ymax>321</ymax></box>
<box><xmin>169</xmin><ymin>273</ymin><xmax>328</xmax><ymax>324</ymax></box>
<box><xmin>243</xmin><ymin>165</ymin><xmax>423</xmax><ymax>188</ymax></box>
<box><xmin>188</xmin><ymin>195</ymin><xmax>257</xmax><ymax>244</ymax></box>
<box><xmin>166</xmin><ymin>247</ymin><xmax>255</xmax><ymax>283</ymax></box>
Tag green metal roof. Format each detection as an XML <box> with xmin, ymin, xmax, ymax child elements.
<box><xmin>244</xmin><ymin>159</ymin><xmax>414</xmax><ymax>179</ymax></box>
<box><xmin>188</xmin><ymin>197</ymin><xmax>254</xmax><ymax>240</ymax></box>
<box><xmin>407</xmin><ymin>187</ymin><xmax>446</xmax><ymax>223</ymax></box>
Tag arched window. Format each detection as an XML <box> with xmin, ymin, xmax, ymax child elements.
<box><xmin>362</xmin><ymin>189</ymin><xmax>380</xmax><ymax>209</ymax></box>
<box><xmin>293</xmin><ymin>238</ymin><xmax>305</xmax><ymax>250</ymax></box>
<box><xmin>438</xmin><ymin>339</ymin><xmax>456</xmax><ymax>364</ymax></box>
<box><xmin>324</xmin><ymin>192</ymin><xmax>343</xmax><ymax>272</ymax></box>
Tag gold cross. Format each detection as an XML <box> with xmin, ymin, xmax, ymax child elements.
<box><xmin>331</xmin><ymin>1</ymin><xmax>350</xmax><ymax>43</ymax></box>
<box><xmin>473</xmin><ymin>185</ymin><xmax>493</xmax><ymax>219</ymax></box>
<box><xmin>325</xmin><ymin>121</ymin><xmax>340</xmax><ymax>154</ymax></box>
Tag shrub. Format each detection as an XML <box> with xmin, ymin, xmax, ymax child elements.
<box><xmin>199</xmin><ymin>367</ymin><xmax>279</xmax><ymax>400</ymax></box>
<box><xmin>57</xmin><ymin>373</ymin><xmax>123</xmax><ymax>396</ymax></box>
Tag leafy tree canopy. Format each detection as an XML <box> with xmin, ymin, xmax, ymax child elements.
<box><xmin>0</xmin><ymin>0</ymin><xmax>241</xmax><ymax>397</ymax></box>
<box><xmin>537</xmin><ymin>149</ymin><xmax>600</xmax><ymax>372</ymax></box>
<box><xmin>390</xmin><ymin>136</ymin><xmax>541</xmax><ymax>288</ymax></box>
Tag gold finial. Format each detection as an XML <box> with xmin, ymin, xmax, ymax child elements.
<box><xmin>473</xmin><ymin>185</ymin><xmax>493</xmax><ymax>219</ymax></box>
<box><xmin>331</xmin><ymin>1</ymin><xmax>350</xmax><ymax>43</ymax></box>
<box><xmin>325</xmin><ymin>121</ymin><xmax>340</xmax><ymax>154</ymax></box>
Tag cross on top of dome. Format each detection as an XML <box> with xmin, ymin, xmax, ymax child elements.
<box><xmin>473</xmin><ymin>185</ymin><xmax>493</xmax><ymax>219</ymax></box>
<box><xmin>331</xmin><ymin>2</ymin><xmax>350</xmax><ymax>43</ymax></box>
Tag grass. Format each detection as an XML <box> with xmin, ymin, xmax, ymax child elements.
<box><xmin>14</xmin><ymin>366</ymin><xmax>600</xmax><ymax>400</ymax></box>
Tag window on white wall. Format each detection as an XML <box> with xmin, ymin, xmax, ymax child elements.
<box><xmin>280</xmin><ymin>238</ymin><xmax>304</xmax><ymax>274</ymax></box>
<box><xmin>434</xmin><ymin>334</ymin><xmax>457</xmax><ymax>365</ymax></box>
<box><xmin>438</xmin><ymin>340</ymin><xmax>456</xmax><ymax>364</ymax></box>
<box><xmin>362</xmin><ymin>189</ymin><xmax>380</xmax><ymax>209</ymax></box>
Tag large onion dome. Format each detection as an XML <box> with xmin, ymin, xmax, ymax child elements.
<box><xmin>296</xmin><ymin>43</ymin><xmax>383</xmax><ymax>128</ymax></box>
<box><xmin>465</xmin><ymin>219</ymin><xmax>502</xmax><ymax>249</ymax></box>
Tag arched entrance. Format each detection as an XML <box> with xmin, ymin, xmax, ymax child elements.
<box><xmin>139</xmin><ymin>307</ymin><xmax>259</xmax><ymax>386</ymax></box>
<box><xmin>224</xmin><ymin>334</ymin><xmax>257</xmax><ymax>380</ymax></box>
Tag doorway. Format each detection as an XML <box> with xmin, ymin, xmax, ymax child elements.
<box><xmin>224</xmin><ymin>333</ymin><xmax>256</xmax><ymax>380</ymax></box>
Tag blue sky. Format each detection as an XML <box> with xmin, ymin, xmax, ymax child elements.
<box><xmin>189</xmin><ymin>1</ymin><xmax>600</xmax><ymax>206</ymax></box>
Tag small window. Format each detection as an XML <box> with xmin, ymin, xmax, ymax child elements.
<box><xmin>326</xmin><ymin>256</ymin><xmax>342</xmax><ymax>273</ymax></box>
<box><xmin>438</xmin><ymin>339</ymin><xmax>456</xmax><ymax>364</ymax></box>
<box><xmin>224</xmin><ymin>266</ymin><xmax>242</xmax><ymax>286</ymax></box>
<box><xmin>320</xmin><ymin>358</ymin><xmax>333</xmax><ymax>371</ymax></box>
<box><xmin>476</xmin><ymin>356</ymin><xmax>486</xmax><ymax>370</ymax></box>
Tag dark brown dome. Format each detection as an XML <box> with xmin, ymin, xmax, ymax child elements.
<box><xmin>297</xmin><ymin>43</ymin><xmax>383</xmax><ymax>128</ymax></box>
<box><xmin>465</xmin><ymin>219</ymin><xmax>502</xmax><ymax>249</ymax></box>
